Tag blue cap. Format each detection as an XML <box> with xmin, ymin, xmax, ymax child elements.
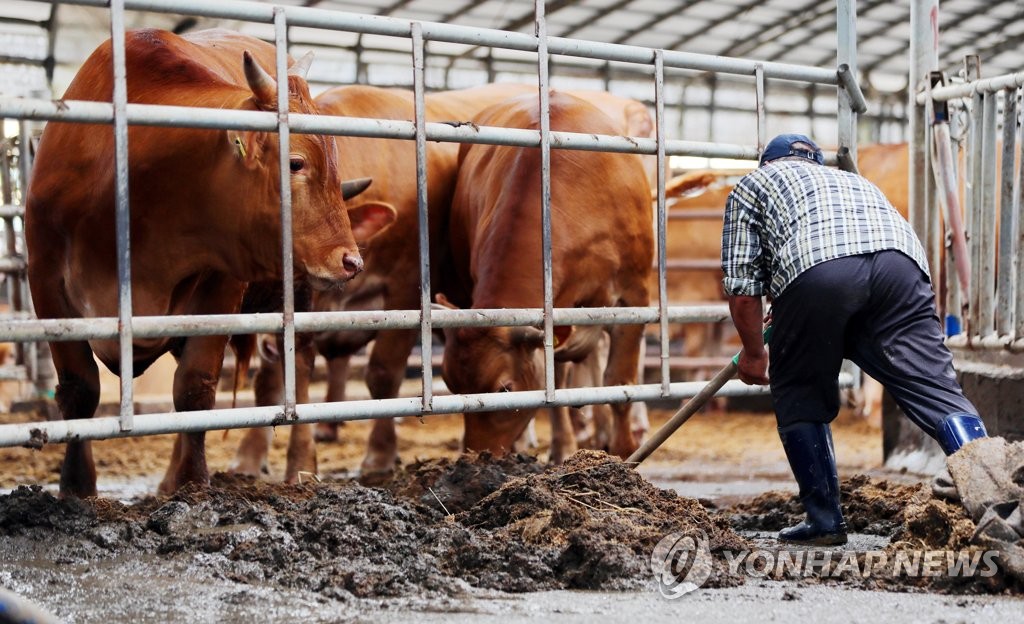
<box><xmin>760</xmin><ymin>133</ymin><xmax>825</xmax><ymax>166</ymax></box>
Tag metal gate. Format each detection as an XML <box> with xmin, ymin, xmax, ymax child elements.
<box><xmin>0</xmin><ymin>0</ymin><xmax>863</xmax><ymax>449</ymax></box>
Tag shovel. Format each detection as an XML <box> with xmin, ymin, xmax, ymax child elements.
<box><xmin>627</xmin><ymin>325</ymin><xmax>772</xmax><ymax>466</ymax></box>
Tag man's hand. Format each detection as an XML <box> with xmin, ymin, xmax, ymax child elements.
<box><xmin>737</xmin><ymin>346</ymin><xmax>769</xmax><ymax>385</ymax></box>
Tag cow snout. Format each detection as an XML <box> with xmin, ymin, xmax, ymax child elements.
<box><xmin>342</xmin><ymin>252</ymin><xmax>364</xmax><ymax>277</ymax></box>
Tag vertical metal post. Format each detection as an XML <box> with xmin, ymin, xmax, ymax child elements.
<box><xmin>274</xmin><ymin>9</ymin><xmax>297</xmax><ymax>417</ymax></box>
<box><xmin>0</xmin><ymin>136</ymin><xmax>23</xmax><ymax>368</ymax></box>
<box><xmin>654</xmin><ymin>50</ymin><xmax>669</xmax><ymax>397</ymax></box>
<box><xmin>966</xmin><ymin>56</ymin><xmax>982</xmax><ymax>337</ymax></box>
<box><xmin>110</xmin><ymin>0</ymin><xmax>134</xmax><ymax>430</ymax></box>
<box><xmin>412</xmin><ymin>23</ymin><xmax>433</xmax><ymax>411</ymax></box>
<box><xmin>909</xmin><ymin>0</ymin><xmax>938</xmax><ymax>267</ymax></box>
<box><xmin>535</xmin><ymin>0</ymin><xmax>555</xmax><ymax>401</ymax></box>
<box><xmin>997</xmin><ymin>88</ymin><xmax>1017</xmax><ymax>337</ymax></box>
<box><xmin>754</xmin><ymin>65</ymin><xmax>766</xmax><ymax>154</ymax></box>
<box><xmin>1016</xmin><ymin>89</ymin><xmax>1024</xmax><ymax>339</ymax></box>
<box><xmin>836</xmin><ymin>0</ymin><xmax>857</xmax><ymax>163</ymax></box>
<box><xmin>945</xmin><ymin>100</ymin><xmax>962</xmax><ymax>328</ymax></box>
<box><xmin>978</xmin><ymin>90</ymin><xmax>997</xmax><ymax>336</ymax></box>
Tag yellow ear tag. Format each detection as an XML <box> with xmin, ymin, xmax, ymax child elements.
<box><xmin>553</xmin><ymin>333</ymin><xmax>560</xmax><ymax>348</ymax></box>
<box><xmin>234</xmin><ymin>136</ymin><xmax>247</xmax><ymax>159</ymax></box>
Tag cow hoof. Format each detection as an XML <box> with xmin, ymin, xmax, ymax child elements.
<box><xmin>357</xmin><ymin>467</ymin><xmax>395</xmax><ymax>486</ymax></box>
<box><xmin>314</xmin><ymin>423</ymin><xmax>341</xmax><ymax>442</ymax></box>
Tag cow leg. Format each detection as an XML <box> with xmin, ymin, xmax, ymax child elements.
<box><xmin>230</xmin><ymin>338</ymin><xmax>282</xmax><ymax>479</ymax></box>
<box><xmin>604</xmin><ymin>319</ymin><xmax>645</xmax><ymax>459</ymax></box>
<box><xmin>231</xmin><ymin>426</ymin><xmax>273</xmax><ymax>477</ymax></box>
<box><xmin>548</xmin><ymin>362</ymin><xmax>577</xmax><ymax>464</ymax></box>
<box><xmin>314</xmin><ymin>354</ymin><xmax>351</xmax><ymax>442</ymax></box>
<box><xmin>283</xmin><ymin>336</ymin><xmax>317</xmax><ymax>484</ymax></box>
<box><xmin>51</xmin><ymin>340</ymin><xmax>101</xmax><ymax>498</ymax></box>
<box><xmin>359</xmin><ymin>329</ymin><xmax>416</xmax><ymax>484</ymax></box>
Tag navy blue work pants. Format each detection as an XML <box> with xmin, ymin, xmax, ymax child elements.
<box><xmin>768</xmin><ymin>250</ymin><xmax>978</xmax><ymax>434</ymax></box>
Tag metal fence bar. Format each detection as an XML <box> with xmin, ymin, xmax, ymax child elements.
<box><xmin>978</xmin><ymin>90</ymin><xmax>998</xmax><ymax>336</ymax></box>
<box><xmin>919</xmin><ymin>70</ymin><xmax>1024</xmax><ymax>103</ymax></box>
<box><xmin>966</xmin><ymin>56</ymin><xmax>983</xmax><ymax>336</ymax></box>
<box><xmin>1017</xmin><ymin>91</ymin><xmax>1024</xmax><ymax>340</ymax></box>
<box><xmin>997</xmin><ymin>87</ymin><xmax>1018</xmax><ymax>336</ymax></box>
<box><xmin>412</xmin><ymin>22</ymin><xmax>432</xmax><ymax>412</ymax></box>
<box><xmin>0</xmin><ymin>374</ymin><xmax>856</xmax><ymax>449</ymax></box>
<box><xmin>0</xmin><ymin>305</ymin><xmax>733</xmax><ymax>342</ymax></box>
<box><xmin>654</xmin><ymin>49</ymin><xmax>669</xmax><ymax>397</ymax></box>
<box><xmin>0</xmin><ymin>204</ymin><xmax>23</xmax><ymax>218</ymax></box>
<box><xmin>274</xmin><ymin>8</ymin><xmax>297</xmax><ymax>418</ymax></box>
<box><xmin>0</xmin><ymin>135</ymin><xmax>25</xmax><ymax>370</ymax></box>
<box><xmin>0</xmin><ymin>0</ymin><xmax>872</xmax><ymax>450</ymax></box>
<box><xmin>836</xmin><ymin>0</ymin><xmax>858</xmax><ymax>163</ymax></box>
<box><xmin>2</xmin><ymin>97</ymin><xmax>856</xmax><ymax>165</ymax></box>
<box><xmin>110</xmin><ymin>0</ymin><xmax>134</xmax><ymax>430</ymax></box>
<box><xmin>945</xmin><ymin>103</ymin><xmax>962</xmax><ymax>330</ymax></box>
<box><xmin>536</xmin><ymin>0</ymin><xmax>555</xmax><ymax>403</ymax></box>
<box><xmin>32</xmin><ymin>0</ymin><xmax>841</xmax><ymax>85</ymax></box>
<box><xmin>754</xmin><ymin>65</ymin><xmax>766</xmax><ymax>153</ymax></box>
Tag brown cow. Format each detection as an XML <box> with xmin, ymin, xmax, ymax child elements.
<box><xmin>437</xmin><ymin>90</ymin><xmax>653</xmax><ymax>461</ymax></box>
<box><xmin>25</xmin><ymin>29</ymin><xmax>394</xmax><ymax>498</ymax></box>
<box><xmin>230</xmin><ymin>84</ymin><xmax>464</xmax><ymax>483</ymax></box>
<box><xmin>233</xmin><ymin>84</ymin><xmax>658</xmax><ymax>482</ymax></box>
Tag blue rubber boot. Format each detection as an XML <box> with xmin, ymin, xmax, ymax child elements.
<box><xmin>935</xmin><ymin>412</ymin><xmax>987</xmax><ymax>455</ymax></box>
<box><xmin>777</xmin><ymin>421</ymin><xmax>849</xmax><ymax>546</ymax></box>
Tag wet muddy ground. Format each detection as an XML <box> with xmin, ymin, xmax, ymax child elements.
<box><xmin>2</xmin><ymin>408</ymin><xmax>1023</xmax><ymax>622</ymax></box>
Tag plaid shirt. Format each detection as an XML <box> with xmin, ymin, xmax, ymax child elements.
<box><xmin>721</xmin><ymin>159</ymin><xmax>930</xmax><ymax>299</ymax></box>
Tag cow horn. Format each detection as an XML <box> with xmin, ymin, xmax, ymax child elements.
<box><xmin>288</xmin><ymin>51</ymin><xmax>314</xmax><ymax>79</ymax></box>
<box><xmin>243</xmin><ymin>50</ymin><xmax>277</xmax><ymax>105</ymax></box>
<box><xmin>510</xmin><ymin>326</ymin><xmax>545</xmax><ymax>349</ymax></box>
<box><xmin>341</xmin><ymin>177</ymin><xmax>373</xmax><ymax>200</ymax></box>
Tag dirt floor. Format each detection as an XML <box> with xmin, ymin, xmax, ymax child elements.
<box><xmin>2</xmin><ymin>405</ymin><xmax>1023</xmax><ymax>622</ymax></box>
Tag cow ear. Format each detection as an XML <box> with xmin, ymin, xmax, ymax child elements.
<box><xmin>229</xmin><ymin>131</ymin><xmax>266</xmax><ymax>167</ymax></box>
<box><xmin>434</xmin><ymin>293</ymin><xmax>459</xmax><ymax>310</ymax></box>
<box><xmin>347</xmin><ymin>201</ymin><xmax>396</xmax><ymax>243</ymax></box>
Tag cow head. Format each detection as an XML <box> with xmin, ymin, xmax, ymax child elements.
<box><xmin>231</xmin><ymin>51</ymin><xmax>396</xmax><ymax>289</ymax></box>
<box><xmin>434</xmin><ymin>293</ymin><xmax>572</xmax><ymax>454</ymax></box>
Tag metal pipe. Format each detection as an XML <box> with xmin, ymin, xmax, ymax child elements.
<box><xmin>0</xmin><ymin>305</ymin><xmax>733</xmax><ymax>343</ymax></box>
<box><xmin>0</xmin><ymin>96</ymin><xmax>767</xmax><ymax>159</ymax></box>
<box><xmin>655</xmin><ymin>50</ymin><xmax>669</xmax><ymax>397</ymax></box>
<box><xmin>836</xmin><ymin>63</ymin><xmax>869</xmax><ymax>115</ymax></box>
<box><xmin>836</xmin><ymin>0</ymin><xmax>859</xmax><ymax>165</ymax></box>
<box><xmin>110</xmin><ymin>0</ymin><xmax>134</xmax><ymax>431</ymax></box>
<box><xmin>917</xmin><ymin>70</ymin><xmax>1024</xmax><ymax>103</ymax></box>
<box><xmin>0</xmin><ymin>205</ymin><xmax>23</xmax><ymax>218</ymax></box>
<box><xmin>966</xmin><ymin>56</ymin><xmax>983</xmax><ymax>337</ymax></box>
<box><xmin>997</xmin><ymin>88</ymin><xmax>1017</xmax><ymax>337</ymax></box>
<box><xmin>947</xmin><ymin>334</ymin><xmax>1024</xmax><ymax>351</ymax></box>
<box><xmin>978</xmin><ymin>90</ymin><xmax>998</xmax><ymax>336</ymax></box>
<box><xmin>536</xmin><ymin>0</ymin><xmax>555</xmax><ymax>403</ymax></box>
<box><xmin>412</xmin><ymin>22</ymin><xmax>433</xmax><ymax>411</ymax></box>
<box><xmin>908</xmin><ymin>0</ymin><xmax>938</xmax><ymax>269</ymax></box>
<box><xmin>0</xmin><ymin>373</ymin><xmax>857</xmax><ymax>448</ymax></box>
<box><xmin>275</xmin><ymin>9</ymin><xmax>297</xmax><ymax>418</ymax></box>
<box><xmin>754</xmin><ymin>65</ymin><xmax>765</xmax><ymax>154</ymax></box>
<box><xmin>1016</xmin><ymin>89</ymin><xmax>1024</xmax><ymax>340</ymax></box>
